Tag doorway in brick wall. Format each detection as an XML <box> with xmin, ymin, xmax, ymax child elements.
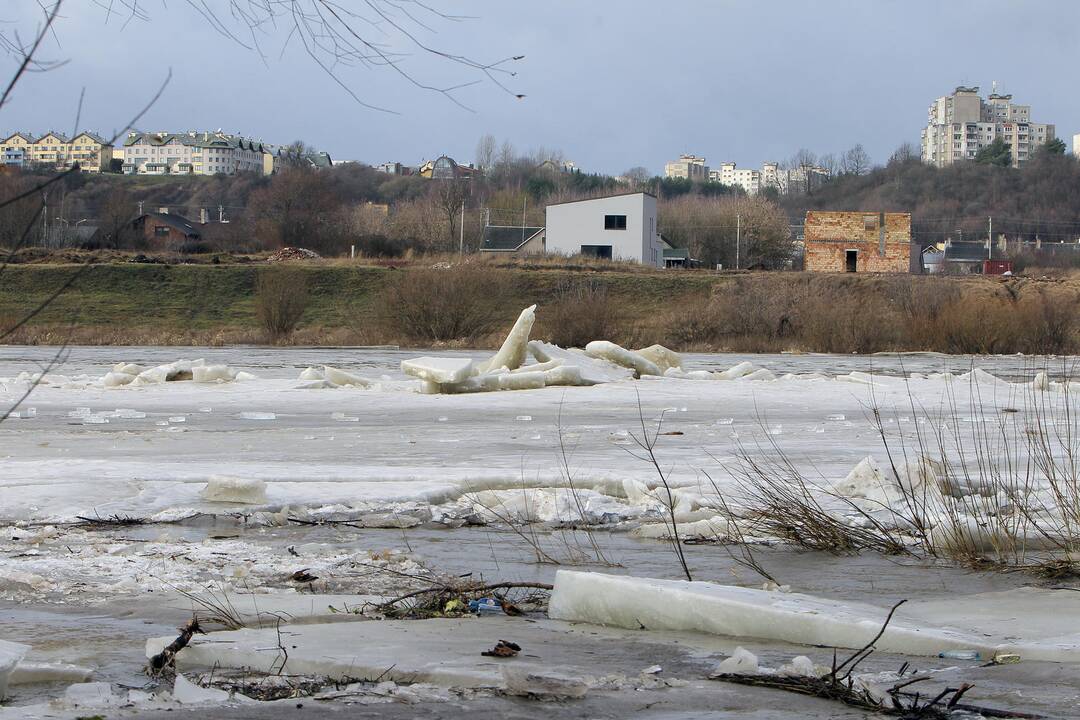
<box><xmin>845</xmin><ymin>249</ymin><xmax>858</xmax><ymax>272</ymax></box>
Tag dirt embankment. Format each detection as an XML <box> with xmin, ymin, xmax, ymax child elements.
<box><xmin>1</xmin><ymin>259</ymin><xmax>1078</xmax><ymax>353</ymax></box>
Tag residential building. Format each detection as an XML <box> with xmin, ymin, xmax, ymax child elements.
<box><xmin>1074</xmin><ymin>133</ymin><xmax>1080</xmax><ymax>156</ymax></box>
<box><xmin>920</xmin><ymin>86</ymin><xmax>1055</xmax><ymax>168</ymax></box>
<box><xmin>131</xmin><ymin>211</ymin><xmax>203</xmax><ymax>247</ymax></box>
<box><xmin>545</xmin><ymin>192</ymin><xmax>665</xmax><ymax>267</ymax></box>
<box><xmin>122</xmin><ymin>131</ymin><xmax>270</xmax><ymax>175</ymax></box>
<box><xmin>776</xmin><ymin>164</ymin><xmax>830</xmax><ymax>195</ymax></box>
<box><xmin>664</xmin><ymin>154</ymin><xmax>709</xmax><ymax>181</ymax></box>
<box><xmin>376</xmin><ymin>161</ymin><xmax>414</xmax><ymax>175</ymax></box>
<box><xmin>479</xmin><ymin>225</ymin><xmax>546</xmax><ymax>256</ymax></box>
<box><xmin>804</xmin><ymin>211</ymin><xmax>913</xmax><ymax>273</ymax></box>
<box><xmin>0</xmin><ymin>131</ymin><xmax>113</xmax><ymax>172</ymax></box>
<box><xmin>710</xmin><ymin>162</ymin><xmax>761</xmax><ymax>194</ymax></box>
<box><xmin>417</xmin><ymin>155</ymin><xmax>480</xmax><ymax>179</ymax></box>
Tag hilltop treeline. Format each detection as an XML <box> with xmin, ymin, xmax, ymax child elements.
<box><xmin>4</xmin><ymin>137</ymin><xmax>1080</xmax><ymax>266</ymax></box>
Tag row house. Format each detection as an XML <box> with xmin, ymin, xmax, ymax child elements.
<box><xmin>0</xmin><ymin>131</ymin><xmax>113</xmax><ymax>172</ymax></box>
<box><xmin>122</xmin><ymin>131</ymin><xmax>270</xmax><ymax>175</ymax></box>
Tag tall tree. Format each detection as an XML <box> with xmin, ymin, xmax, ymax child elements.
<box><xmin>975</xmin><ymin>138</ymin><xmax>1013</xmax><ymax>167</ymax></box>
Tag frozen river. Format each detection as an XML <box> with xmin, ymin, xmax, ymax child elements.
<box><xmin>1</xmin><ymin>345</ymin><xmax>1078</xmax><ymax>718</ymax></box>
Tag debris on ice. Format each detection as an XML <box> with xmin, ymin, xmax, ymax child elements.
<box><xmin>502</xmin><ymin>666</ymin><xmax>590</xmax><ymax>699</ymax></box>
<box><xmin>201</xmin><ymin>476</ymin><xmax>268</xmax><ymax>504</ymax></box>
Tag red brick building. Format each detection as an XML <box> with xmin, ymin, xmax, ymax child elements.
<box><xmin>131</xmin><ymin>212</ymin><xmax>202</xmax><ymax>249</ymax></box>
<box><xmin>804</xmin><ymin>211</ymin><xmax>912</xmax><ymax>273</ymax></box>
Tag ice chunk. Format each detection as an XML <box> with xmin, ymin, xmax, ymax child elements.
<box><xmin>1034</xmin><ymin>371</ymin><xmax>1049</xmax><ymax>391</ymax></box>
<box><xmin>331</xmin><ymin>412</ymin><xmax>360</xmax><ymax>422</ymax></box>
<box><xmin>233</xmin><ymin>371</ymin><xmax>258</xmax><ymax>381</ymax></box>
<box><xmin>112</xmin><ymin>362</ymin><xmax>144</xmax><ymax>375</ymax></box>
<box><xmin>716</xmin><ymin>361</ymin><xmax>755</xmax><ymax>380</ymax></box>
<box><xmin>740</xmin><ymin>368</ymin><xmax>776</xmax><ymax>382</ymax></box>
<box><xmin>778</xmin><ymin>655</ymin><xmax>817</xmax><ymax>677</ymax></box>
<box><xmin>584</xmin><ymin>341</ymin><xmax>661</xmax><ymax>377</ymax></box>
<box><xmin>502</xmin><ymin>666</ymin><xmax>589</xmax><ymax>699</ymax></box>
<box><xmin>238</xmin><ymin>411</ymin><xmax>276</xmax><ymax>420</ymax></box>
<box><xmin>201</xmin><ymin>476</ymin><xmax>268</xmax><ymax>504</ymax></box>
<box><xmin>298</xmin><ymin>366</ymin><xmax>324</xmax><ymax>381</ymax></box>
<box><xmin>831</xmin><ymin>457</ymin><xmax>898</xmax><ymax>506</ymax></box>
<box><xmin>323</xmin><ymin>366</ymin><xmax>372</xmax><ymax>388</ymax></box>
<box><xmin>498</xmin><ymin>370</ymin><xmax>546</xmax><ymax>391</ymax></box>
<box><xmin>543</xmin><ymin>365</ymin><xmax>583</xmax><ymax>387</ymax></box>
<box><xmin>713</xmin><ymin>646</ymin><xmax>759</xmax><ymax>675</ymax></box>
<box><xmin>511</xmin><ymin>359</ymin><xmax>562</xmax><ymax>374</ymax></box>
<box><xmin>192</xmin><ymin>365</ymin><xmax>234</xmax><ymax>383</ymax></box>
<box><xmin>9</xmin><ymin>661</ymin><xmax>92</xmax><ymax>685</ymax></box>
<box><xmin>636</xmin><ymin>344</ymin><xmax>682</xmax><ymax>373</ymax></box>
<box><xmin>547</xmin><ymin>571</ymin><xmax>993</xmax><ymax>658</ymax></box>
<box><xmin>63</xmin><ymin>681</ymin><xmax>124</xmax><ymax>708</ymax></box>
<box><xmin>0</xmin><ymin>639</ymin><xmax>30</xmax><ymax>700</ymax></box>
<box><xmin>529</xmin><ymin>341</ymin><xmax>634</xmax><ymax>385</ymax></box>
<box><xmin>401</xmin><ymin>356</ymin><xmax>475</xmax><ymax>384</ymax></box>
<box><xmin>102</xmin><ymin>371</ymin><xmax>136</xmax><ymax>387</ymax></box>
<box><xmin>476</xmin><ymin>304</ymin><xmax>536</xmax><ymax>373</ymax></box>
<box><xmin>173</xmin><ymin>674</ymin><xmax>232</xmax><ymax>704</ymax></box>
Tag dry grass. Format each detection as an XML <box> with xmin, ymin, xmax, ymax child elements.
<box><xmin>712</xmin><ymin>369</ymin><xmax>1080</xmax><ymax>576</ymax></box>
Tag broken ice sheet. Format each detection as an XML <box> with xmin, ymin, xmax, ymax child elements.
<box><xmin>331</xmin><ymin>412</ymin><xmax>360</xmax><ymax>422</ymax></box>
<box><xmin>238</xmin><ymin>411</ymin><xmax>276</xmax><ymax>420</ymax></box>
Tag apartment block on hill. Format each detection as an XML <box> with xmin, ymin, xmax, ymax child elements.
<box><xmin>0</xmin><ymin>131</ymin><xmax>113</xmax><ymax>172</ymax></box>
<box><xmin>122</xmin><ymin>131</ymin><xmax>269</xmax><ymax>175</ymax></box>
<box><xmin>921</xmin><ymin>86</ymin><xmax>1055</xmax><ymax>168</ymax></box>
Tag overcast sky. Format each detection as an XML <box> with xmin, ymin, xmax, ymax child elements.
<box><xmin>5</xmin><ymin>1</ymin><xmax>1078</xmax><ymax>175</ymax></box>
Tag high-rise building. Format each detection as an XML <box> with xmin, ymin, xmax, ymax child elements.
<box><xmin>663</xmin><ymin>154</ymin><xmax>708</xmax><ymax>181</ymax></box>
<box><xmin>920</xmin><ymin>86</ymin><xmax>1055</xmax><ymax>168</ymax></box>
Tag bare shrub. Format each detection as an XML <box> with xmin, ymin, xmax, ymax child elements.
<box><xmin>255</xmin><ymin>266</ymin><xmax>309</xmax><ymax>341</ymax></box>
<box><xmin>658</xmin><ymin>294</ymin><xmax>724</xmax><ymax>349</ymax></box>
<box><xmin>541</xmin><ymin>277</ymin><xmax>619</xmax><ymax>348</ymax></box>
<box><xmin>799</xmin><ymin>287</ymin><xmax>901</xmax><ymax>354</ymax></box>
<box><xmin>374</xmin><ymin>264</ymin><xmax>512</xmax><ymax>343</ymax></box>
<box><xmin>705</xmin><ymin>277</ymin><xmax>805</xmax><ymax>352</ymax></box>
<box><xmin>1015</xmin><ymin>288</ymin><xmax>1079</xmax><ymax>355</ymax></box>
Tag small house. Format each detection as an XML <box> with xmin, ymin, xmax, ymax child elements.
<box><xmin>545</xmin><ymin>192</ymin><xmax>665</xmax><ymax>267</ymax></box>
<box><xmin>479</xmin><ymin>225</ymin><xmax>545</xmax><ymax>256</ymax></box>
<box><xmin>132</xmin><ymin>211</ymin><xmax>202</xmax><ymax>248</ymax></box>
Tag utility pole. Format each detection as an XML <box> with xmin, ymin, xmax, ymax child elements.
<box><xmin>41</xmin><ymin>191</ymin><xmax>48</xmax><ymax>246</ymax></box>
<box><xmin>735</xmin><ymin>213</ymin><xmax>741</xmax><ymax>270</ymax></box>
<box><xmin>988</xmin><ymin>216</ymin><xmax>992</xmax><ymax>259</ymax></box>
<box><xmin>218</xmin><ymin>205</ymin><xmax>225</xmax><ymax>223</ymax></box>
<box><xmin>459</xmin><ymin>200</ymin><xmax>465</xmax><ymax>255</ymax></box>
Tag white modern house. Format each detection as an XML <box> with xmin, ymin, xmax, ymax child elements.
<box><xmin>545</xmin><ymin>192</ymin><xmax>665</xmax><ymax>267</ymax></box>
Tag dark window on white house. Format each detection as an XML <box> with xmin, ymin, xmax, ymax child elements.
<box><xmin>580</xmin><ymin>245</ymin><xmax>613</xmax><ymax>260</ymax></box>
<box><xmin>604</xmin><ymin>214</ymin><xmax>627</xmax><ymax>230</ymax></box>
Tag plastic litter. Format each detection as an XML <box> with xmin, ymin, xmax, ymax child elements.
<box><xmin>468</xmin><ymin>597</ymin><xmax>502</xmax><ymax>615</ymax></box>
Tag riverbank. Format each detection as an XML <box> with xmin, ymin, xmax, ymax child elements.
<box><xmin>2</xmin><ymin>260</ymin><xmax>1078</xmax><ymax>353</ymax></box>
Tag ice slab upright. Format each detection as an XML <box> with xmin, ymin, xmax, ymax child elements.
<box><xmin>0</xmin><ymin>639</ymin><xmax>30</xmax><ymax>700</ymax></box>
<box><xmin>476</xmin><ymin>304</ymin><xmax>536</xmax><ymax>373</ymax></box>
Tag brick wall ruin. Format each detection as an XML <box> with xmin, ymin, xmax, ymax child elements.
<box><xmin>804</xmin><ymin>211</ymin><xmax>912</xmax><ymax>273</ymax></box>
